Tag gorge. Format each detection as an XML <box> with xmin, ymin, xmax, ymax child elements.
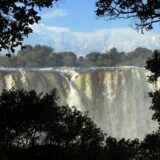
<box><xmin>0</xmin><ymin>67</ymin><xmax>158</xmax><ymax>139</ymax></box>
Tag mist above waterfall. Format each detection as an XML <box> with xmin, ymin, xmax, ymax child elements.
<box><xmin>0</xmin><ymin>67</ymin><xmax>158</xmax><ymax>139</ymax></box>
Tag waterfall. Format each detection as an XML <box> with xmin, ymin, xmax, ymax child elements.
<box><xmin>0</xmin><ymin>67</ymin><xmax>158</xmax><ymax>139</ymax></box>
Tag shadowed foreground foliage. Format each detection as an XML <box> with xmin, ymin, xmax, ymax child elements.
<box><xmin>0</xmin><ymin>89</ymin><xmax>159</xmax><ymax>160</ymax></box>
<box><xmin>0</xmin><ymin>88</ymin><xmax>105</xmax><ymax>160</ymax></box>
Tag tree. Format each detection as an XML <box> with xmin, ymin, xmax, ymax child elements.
<box><xmin>146</xmin><ymin>51</ymin><xmax>160</xmax><ymax>130</ymax></box>
<box><xmin>0</xmin><ymin>88</ymin><xmax>104</xmax><ymax>159</ymax></box>
<box><xmin>146</xmin><ymin>50</ymin><xmax>160</xmax><ymax>83</ymax></box>
<box><xmin>0</xmin><ymin>0</ymin><xmax>59</xmax><ymax>55</ymax></box>
<box><xmin>60</xmin><ymin>52</ymin><xmax>77</xmax><ymax>67</ymax></box>
<box><xmin>139</xmin><ymin>131</ymin><xmax>160</xmax><ymax>160</ymax></box>
<box><xmin>95</xmin><ymin>0</ymin><xmax>160</xmax><ymax>32</ymax></box>
<box><xmin>103</xmin><ymin>137</ymin><xmax>140</xmax><ymax>160</ymax></box>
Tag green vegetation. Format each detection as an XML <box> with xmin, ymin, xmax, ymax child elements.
<box><xmin>0</xmin><ymin>0</ymin><xmax>58</xmax><ymax>55</ymax></box>
<box><xmin>0</xmin><ymin>88</ymin><xmax>104</xmax><ymax>160</ymax></box>
<box><xmin>96</xmin><ymin>0</ymin><xmax>160</xmax><ymax>32</ymax></box>
<box><xmin>0</xmin><ymin>88</ymin><xmax>159</xmax><ymax>160</ymax></box>
<box><xmin>0</xmin><ymin>88</ymin><xmax>160</xmax><ymax>160</ymax></box>
<box><xmin>0</xmin><ymin>44</ymin><xmax>153</xmax><ymax>67</ymax></box>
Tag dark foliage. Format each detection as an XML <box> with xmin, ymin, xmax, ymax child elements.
<box><xmin>149</xmin><ymin>90</ymin><xmax>160</xmax><ymax>126</ymax></box>
<box><xmin>0</xmin><ymin>0</ymin><xmax>59</xmax><ymax>55</ymax></box>
<box><xmin>0</xmin><ymin>88</ymin><xmax>159</xmax><ymax>160</ymax></box>
<box><xmin>0</xmin><ymin>88</ymin><xmax>104</xmax><ymax>160</ymax></box>
<box><xmin>103</xmin><ymin>137</ymin><xmax>140</xmax><ymax>160</ymax></box>
<box><xmin>96</xmin><ymin>0</ymin><xmax>160</xmax><ymax>32</ymax></box>
<box><xmin>138</xmin><ymin>131</ymin><xmax>160</xmax><ymax>160</ymax></box>
<box><xmin>146</xmin><ymin>50</ymin><xmax>160</xmax><ymax>83</ymax></box>
<box><xmin>146</xmin><ymin>50</ymin><xmax>160</xmax><ymax>132</ymax></box>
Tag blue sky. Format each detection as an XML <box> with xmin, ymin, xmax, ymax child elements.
<box><xmin>25</xmin><ymin>0</ymin><xmax>160</xmax><ymax>56</ymax></box>
<box><xmin>39</xmin><ymin>0</ymin><xmax>131</xmax><ymax>31</ymax></box>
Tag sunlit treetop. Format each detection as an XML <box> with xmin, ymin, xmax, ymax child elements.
<box><xmin>0</xmin><ymin>0</ymin><xmax>59</xmax><ymax>55</ymax></box>
<box><xmin>96</xmin><ymin>0</ymin><xmax>160</xmax><ymax>32</ymax></box>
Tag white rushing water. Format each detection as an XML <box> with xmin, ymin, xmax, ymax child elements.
<box><xmin>0</xmin><ymin>67</ymin><xmax>158</xmax><ymax>139</ymax></box>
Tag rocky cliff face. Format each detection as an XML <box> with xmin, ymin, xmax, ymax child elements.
<box><xmin>0</xmin><ymin>67</ymin><xmax>158</xmax><ymax>139</ymax></box>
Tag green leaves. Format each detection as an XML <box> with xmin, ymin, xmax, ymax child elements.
<box><xmin>0</xmin><ymin>88</ymin><xmax>104</xmax><ymax>149</ymax></box>
<box><xmin>146</xmin><ymin>50</ymin><xmax>160</xmax><ymax>83</ymax></box>
<box><xmin>95</xmin><ymin>0</ymin><xmax>160</xmax><ymax>31</ymax></box>
<box><xmin>0</xmin><ymin>0</ymin><xmax>58</xmax><ymax>56</ymax></box>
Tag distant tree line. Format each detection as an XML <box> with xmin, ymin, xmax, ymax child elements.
<box><xmin>0</xmin><ymin>44</ymin><xmax>153</xmax><ymax>67</ymax></box>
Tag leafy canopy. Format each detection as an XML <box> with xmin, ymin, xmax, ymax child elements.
<box><xmin>96</xmin><ymin>0</ymin><xmax>160</xmax><ymax>31</ymax></box>
<box><xmin>0</xmin><ymin>88</ymin><xmax>104</xmax><ymax>149</ymax></box>
<box><xmin>0</xmin><ymin>0</ymin><xmax>58</xmax><ymax>54</ymax></box>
